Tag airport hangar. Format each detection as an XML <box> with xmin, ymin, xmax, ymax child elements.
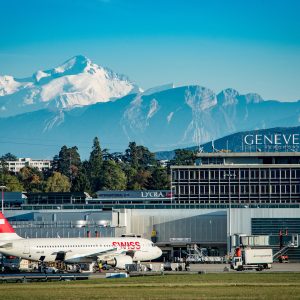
<box><xmin>3</xmin><ymin>151</ymin><xmax>300</xmax><ymax>260</ymax></box>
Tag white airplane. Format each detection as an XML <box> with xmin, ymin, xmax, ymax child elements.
<box><xmin>0</xmin><ymin>213</ymin><xmax>162</xmax><ymax>269</ymax></box>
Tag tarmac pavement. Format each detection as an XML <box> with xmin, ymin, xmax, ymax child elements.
<box><xmin>89</xmin><ymin>263</ymin><xmax>300</xmax><ymax>279</ymax></box>
<box><xmin>189</xmin><ymin>263</ymin><xmax>300</xmax><ymax>273</ymax></box>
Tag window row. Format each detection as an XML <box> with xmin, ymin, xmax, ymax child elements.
<box><xmin>173</xmin><ymin>169</ymin><xmax>300</xmax><ymax>180</ymax></box>
<box><xmin>36</xmin><ymin>244</ymin><xmax>111</xmax><ymax>248</ymax></box>
<box><xmin>175</xmin><ymin>184</ymin><xmax>300</xmax><ymax>195</ymax></box>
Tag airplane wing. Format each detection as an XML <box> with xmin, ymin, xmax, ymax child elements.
<box><xmin>66</xmin><ymin>247</ymin><xmax>123</xmax><ymax>261</ymax></box>
<box><xmin>86</xmin><ymin>247</ymin><xmax>119</xmax><ymax>259</ymax></box>
<box><xmin>0</xmin><ymin>242</ymin><xmax>12</xmax><ymax>249</ymax></box>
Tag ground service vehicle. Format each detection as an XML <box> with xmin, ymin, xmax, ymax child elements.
<box><xmin>231</xmin><ymin>247</ymin><xmax>273</xmax><ymax>271</ymax></box>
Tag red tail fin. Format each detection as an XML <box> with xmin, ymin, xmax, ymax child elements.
<box><xmin>0</xmin><ymin>213</ymin><xmax>16</xmax><ymax>233</ymax></box>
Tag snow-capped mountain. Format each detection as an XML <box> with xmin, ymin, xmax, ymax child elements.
<box><xmin>1</xmin><ymin>56</ymin><xmax>299</xmax><ymax>157</ymax></box>
<box><xmin>1</xmin><ymin>83</ymin><xmax>299</xmax><ymax>158</ymax></box>
<box><xmin>0</xmin><ymin>55</ymin><xmax>140</xmax><ymax>117</ymax></box>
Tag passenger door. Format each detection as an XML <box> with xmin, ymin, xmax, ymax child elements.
<box><xmin>23</xmin><ymin>240</ymin><xmax>30</xmax><ymax>254</ymax></box>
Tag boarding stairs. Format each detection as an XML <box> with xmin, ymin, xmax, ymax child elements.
<box><xmin>273</xmin><ymin>241</ymin><xmax>296</xmax><ymax>260</ymax></box>
<box><xmin>186</xmin><ymin>244</ymin><xmax>224</xmax><ymax>264</ymax></box>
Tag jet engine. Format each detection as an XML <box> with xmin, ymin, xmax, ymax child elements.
<box><xmin>106</xmin><ymin>255</ymin><xmax>133</xmax><ymax>269</ymax></box>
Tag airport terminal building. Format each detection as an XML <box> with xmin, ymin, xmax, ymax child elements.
<box><xmin>171</xmin><ymin>152</ymin><xmax>300</xmax><ymax>205</ymax></box>
<box><xmin>3</xmin><ymin>151</ymin><xmax>300</xmax><ymax>261</ymax></box>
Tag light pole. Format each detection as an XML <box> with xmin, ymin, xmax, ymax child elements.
<box><xmin>228</xmin><ymin>177</ymin><xmax>231</xmax><ymax>257</ymax></box>
<box><xmin>0</xmin><ymin>186</ymin><xmax>7</xmax><ymax>214</ymax></box>
<box><xmin>224</xmin><ymin>172</ymin><xmax>235</xmax><ymax>256</ymax></box>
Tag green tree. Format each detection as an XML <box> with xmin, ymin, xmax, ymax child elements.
<box><xmin>104</xmin><ymin>152</ymin><xmax>123</xmax><ymax>163</ymax></box>
<box><xmin>123</xmin><ymin>142</ymin><xmax>158</xmax><ymax>190</ymax></box>
<box><xmin>0</xmin><ymin>153</ymin><xmax>17</xmax><ymax>161</ymax></box>
<box><xmin>55</xmin><ymin>146</ymin><xmax>81</xmax><ymax>180</ymax></box>
<box><xmin>1</xmin><ymin>174</ymin><xmax>24</xmax><ymax>192</ymax></box>
<box><xmin>88</xmin><ymin>137</ymin><xmax>103</xmax><ymax>191</ymax></box>
<box><xmin>51</xmin><ymin>155</ymin><xmax>60</xmax><ymax>172</ymax></box>
<box><xmin>147</xmin><ymin>167</ymin><xmax>170</xmax><ymax>190</ymax></box>
<box><xmin>170</xmin><ymin>149</ymin><xmax>196</xmax><ymax>166</ymax></box>
<box><xmin>123</xmin><ymin>166</ymin><xmax>151</xmax><ymax>190</ymax></box>
<box><xmin>133</xmin><ymin>169</ymin><xmax>151</xmax><ymax>190</ymax></box>
<box><xmin>122</xmin><ymin>165</ymin><xmax>137</xmax><ymax>190</ymax></box>
<box><xmin>45</xmin><ymin>172</ymin><xmax>71</xmax><ymax>192</ymax></box>
<box><xmin>124</xmin><ymin>142</ymin><xmax>139</xmax><ymax>169</ymax></box>
<box><xmin>124</xmin><ymin>142</ymin><xmax>156</xmax><ymax>169</ymax></box>
<box><xmin>99</xmin><ymin>160</ymin><xmax>127</xmax><ymax>190</ymax></box>
<box><xmin>0</xmin><ymin>153</ymin><xmax>17</xmax><ymax>174</ymax></box>
<box><xmin>18</xmin><ymin>166</ymin><xmax>45</xmax><ymax>192</ymax></box>
<box><xmin>71</xmin><ymin>168</ymin><xmax>91</xmax><ymax>193</ymax></box>
<box><xmin>87</xmin><ymin>137</ymin><xmax>106</xmax><ymax>192</ymax></box>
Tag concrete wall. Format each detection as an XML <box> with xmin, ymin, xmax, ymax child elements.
<box><xmin>12</xmin><ymin>226</ymin><xmax>126</xmax><ymax>239</ymax></box>
<box><xmin>4</xmin><ymin>209</ymin><xmax>127</xmax><ymax>239</ymax></box>
<box><xmin>126</xmin><ymin>209</ymin><xmax>227</xmax><ymax>244</ymax></box>
<box><xmin>4</xmin><ymin>207</ymin><xmax>300</xmax><ymax>244</ymax></box>
<box><xmin>125</xmin><ymin>208</ymin><xmax>300</xmax><ymax>244</ymax></box>
<box><xmin>5</xmin><ymin>210</ymin><xmax>115</xmax><ymax>224</ymax></box>
<box><xmin>229</xmin><ymin>208</ymin><xmax>300</xmax><ymax>236</ymax></box>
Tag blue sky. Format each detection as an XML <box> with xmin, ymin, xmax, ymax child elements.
<box><xmin>0</xmin><ymin>0</ymin><xmax>299</xmax><ymax>101</ymax></box>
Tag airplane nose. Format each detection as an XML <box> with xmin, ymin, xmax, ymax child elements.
<box><xmin>157</xmin><ymin>247</ymin><xmax>162</xmax><ymax>257</ymax></box>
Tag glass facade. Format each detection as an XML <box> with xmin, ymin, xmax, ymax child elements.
<box><xmin>26</xmin><ymin>192</ymin><xmax>87</xmax><ymax>205</ymax></box>
<box><xmin>172</xmin><ymin>166</ymin><xmax>300</xmax><ymax>204</ymax></box>
<box><xmin>252</xmin><ymin>218</ymin><xmax>300</xmax><ymax>236</ymax></box>
<box><xmin>252</xmin><ymin>218</ymin><xmax>300</xmax><ymax>260</ymax></box>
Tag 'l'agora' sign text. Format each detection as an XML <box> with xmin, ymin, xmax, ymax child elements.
<box><xmin>244</xmin><ymin>134</ymin><xmax>300</xmax><ymax>146</ymax></box>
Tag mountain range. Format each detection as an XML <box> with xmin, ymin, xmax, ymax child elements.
<box><xmin>0</xmin><ymin>55</ymin><xmax>300</xmax><ymax>158</ymax></box>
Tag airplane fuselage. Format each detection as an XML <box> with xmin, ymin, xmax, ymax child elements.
<box><xmin>0</xmin><ymin>237</ymin><xmax>162</xmax><ymax>263</ymax></box>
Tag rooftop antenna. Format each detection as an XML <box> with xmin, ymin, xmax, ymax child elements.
<box><xmin>212</xmin><ymin>140</ymin><xmax>220</xmax><ymax>153</ymax></box>
<box><xmin>198</xmin><ymin>144</ymin><xmax>203</xmax><ymax>153</ymax></box>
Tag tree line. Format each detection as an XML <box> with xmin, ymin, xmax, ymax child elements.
<box><xmin>0</xmin><ymin>138</ymin><xmax>197</xmax><ymax>195</ymax></box>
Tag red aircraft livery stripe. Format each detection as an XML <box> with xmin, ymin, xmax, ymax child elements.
<box><xmin>0</xmin><ymin>213</ymin><xmax>16</xmax><ymax>233</ymax></box>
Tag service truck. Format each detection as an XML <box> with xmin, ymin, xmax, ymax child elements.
<box><xmin>231</xmin><ymin>248</ymin><xmax>273</xmax><ymax>271</ymax></box>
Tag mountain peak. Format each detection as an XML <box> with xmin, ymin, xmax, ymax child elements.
<box><xmin>217</xmin><ymin>88</ymin><xmax>240</xmax><ymax>106</ymax></box>
<box><xmin>0</xmin><ymin>75</ymin><xmax>21</xmax><ymax>96</ymax></box>
<box><xmin>70</xmin><ymin>54</ymin><xmax>90</xmax><ymax>63</ymax></box>
<box><xmin>33</xmin><ymin>55</ymin><xmax>93</xmax><ymax>83</ymax></box>
<box><xmin>185</xmin><ymin>85</ymin><xmax>217</xmax><ymax>111</ymax></box>
<box><xmin>245</xmin><ymin>93</ymin><xmax>263</xmax><ymax>104</ymax></box>
<box><xmin>54</xmin><ymin>55</ymin><xmax>91</xmax><ymax>74</ymax></box>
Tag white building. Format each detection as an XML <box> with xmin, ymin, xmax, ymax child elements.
<box><xmin>5</xmin><ymin>158</ymin><xmax>52</xmax><ymax>173</ymax></box>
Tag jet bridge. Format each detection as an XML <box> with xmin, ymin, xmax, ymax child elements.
<box><xmin>231</xmin><ymin>233</ymin><xmax>299</xmax><ymax>261</ymax></box>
